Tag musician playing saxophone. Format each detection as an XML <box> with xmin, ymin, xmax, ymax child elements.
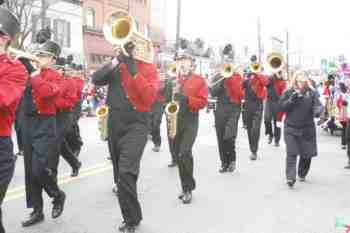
<box><xmin>169</xmin><ymin>41</ymin><xmax>208</xmax><ymax>204</ymax></box>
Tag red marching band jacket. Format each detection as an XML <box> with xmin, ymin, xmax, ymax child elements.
<box><xmin>30</xmin><ymin>68</ymin><xmax>61</xmax><ymax>116</ymax></box>
<box><xmin>0</xmin><ymin>54</ymin><xmax>27</xmax><ymax>136</ymax></box>
<box><xmin>119</xmin><ymin>61</ymin><xmax>160</xmax><ymax>112</ymax></box>
<box><xmin>224</xmin><ymin>73</ymin><xmax>244</xmax><ymax>104</ymax></box>
<box><xmin>270</xmin><ymin>78</ymin><xmax>287</xmax><ymax>122</ymax></box>
<box><xmin>73</xmin><ymin>77</ymin><xmax>84</xmax><ymax>102</ymax></box>
<box><xmin>55</xmin><ymin>76</ymin><xmax>77</xmax><ymax>112</ymax></box>
<box><xmin>178</xmin><ymin>74</ymin><xmax>208</xmax><ymax>113</ymax></box>
<box><xmin>249</xmin><ymin>73</ymin><xmax>269</xmax><ymax>100</ymax></box>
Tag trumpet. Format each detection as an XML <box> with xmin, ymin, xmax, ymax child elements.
<box><xmin>96</xmin><ymin>105</ymin><xmax>109</xmax><ymax>141</ymax></box>
<box><xmin>209</xmin><ymin>63</ymin><xmax>237</xmax><ymax>87</ymax></box>
<box><xmin>103</xmin><ymin>10</ymin><xmax>154</xmax><ymax>63</ymax></box>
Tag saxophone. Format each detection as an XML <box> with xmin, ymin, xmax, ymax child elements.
<box><xmin>96</xmin><ymin>105</ymin><xmax>109</xmax><ymax>141</ymax></box>
<box><xmin>165</xmin><ymin>73</ymin><xmax>180</xmax><ymax>139</ymax></box>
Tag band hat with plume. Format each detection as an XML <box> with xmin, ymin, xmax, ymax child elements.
<box><xmin>34</xmin><ymin>40</ymin><xmax>61</xmax><ymax>58</ymax></box>
<box><xmin>0</xmin><ymin>8</ymin><xmax>20</xmax><ymax>40</ymax></box>
<box><xmin>174</xmin><ymin>38</ymin><xmax>195</xmax><ymax>61</ymax></box>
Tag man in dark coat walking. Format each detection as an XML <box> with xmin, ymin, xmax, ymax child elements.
<box><xmin>279</xmin><ymin>71</ymin><xmax>323</xmax><ymax>188</ymax></box>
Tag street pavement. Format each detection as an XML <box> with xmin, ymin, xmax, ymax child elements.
<box><xmin>3</xmin><ymin>112</ymin><xmax>350</xmax><ymax>233</ymax></box>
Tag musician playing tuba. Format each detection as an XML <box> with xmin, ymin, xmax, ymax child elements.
<box><xmin>91</xmin><ymin>10</ymin><xmax>159</xmax><ymax>233</ymax></box>
<box><xmin>209</xmin><ymin>44</ymin><xmax>244</xmax><ymax>173</ymax></box>
<box><xmin>164</xmin><ymin>39</ymin><xmax>208</xmax><ymax>204</ymax></box>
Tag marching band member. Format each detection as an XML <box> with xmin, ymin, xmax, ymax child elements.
<box><xmin>21</xmin><ymin>41</ymin><xmax>66</xmax><ymax>227</ymax></box>
<box><xmin>242</xmin><ymin>55</ymin><xmax>268</xmax><ymax>160</ymax></box>
<box><xmin>210</xmin><ymin>44</ymin><xmax>244</xmax><ymax>173</ymax></box>
<box><xmin>150</xmin><ymin>77</ymin><xmax>166</xmax><ymax>152</ymax></box>
<box><xmin>0</xmin><ymin>8</ymin><xmax>27</xmax><ymax>233</ymax></box>
<box><xmin>55</xmin><ymin>65</ymin><xmax>82</xmax><ymax>177</ymax></box>
<box><xmin>92</xmin><ymin>41</ymin><xmax>159</xmax><ymax>233</ymax></box>
<box><xmin>279</xmin><ymin>71</ymin><xmax>323</xmax><ymax>188</ymax></box>
<box><xmin>168</xmin><ymin>42</ymin><xmax>208</xmax><ymax>204</ymax></box>
<box><xmin>264</xmin><ymin>70</ymin><xmax>287</xmax><ymax>147</ymax></box>
<box><xmin>342</xmin><ymin>79</ymin><xmax>350</xmax><ymax>169</ymax></box>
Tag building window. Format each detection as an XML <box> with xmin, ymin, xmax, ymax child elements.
<box><xmin>86</xmin><ymin>7</ymin><xmax>95</xmax><ymax>28</ymax></box>
<box><xmin>53</xmin><ymin>19</ymin><xmax>71</xmax><ymax>47</ymax></box>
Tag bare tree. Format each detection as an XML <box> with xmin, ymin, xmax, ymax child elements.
<box><xmin>3</xmin><ymin>0</ymin><xmax>59</xmax><ymax>49</ymax></box>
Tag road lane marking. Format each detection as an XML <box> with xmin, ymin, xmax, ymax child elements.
<box><xmin>4</xmin><ymin>162</ymin><xmax>112</xmax><ymax>203</ymax></box>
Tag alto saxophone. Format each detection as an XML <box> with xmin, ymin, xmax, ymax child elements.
<box><xmin>165</xmin><ymin>79</ymin><xmax>180</xmax><ymax>139</ymax></box>
<box><xmin>96</xmin><ymin>105</ymin><xmax>109</xmax><ymax>141</ymax></box>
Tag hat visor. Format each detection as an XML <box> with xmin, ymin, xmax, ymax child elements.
<box><xmin>34</xmin><ymin>50</ymin><xmax>56</xmax><ymax>58</ymax></box>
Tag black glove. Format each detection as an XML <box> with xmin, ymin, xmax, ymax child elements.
<box><xmin>18</xmin><ymin>57</ymin><xmax>35</xmax><ymax>75</ymax></box>
<box><xmin>117</xmin><ymin>52</ymin><xmax>137</xmax><ymax>77</ymax></box>
<box><xmin>174</xmin><ymin>93</ymin><xmax>188</xmax><ymax>103</ymax></box>
<box><xmin>343</xmin><ymin>100</ymin><xmax>348</xmax><ymax>106</ymax></box>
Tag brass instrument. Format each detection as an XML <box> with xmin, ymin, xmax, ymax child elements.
<box><xmin>267</xmin><ymin>52</ymin><xmax>284</xmax><ymax>74</ymax></box>
<box><xmin>8</xmin><ymin>47</ymin><xmax>40</xmax><ymax>63</ymax></box>
<box><xmin>96</xmin><ymin>105</ymin><xmax>109</xmax><ymax>141</ymax></box>
<box><xmin>103</xmin><ymin>10</ymin><xmax>154</xmax><ymax>63</ymax></box>
<box><xmin>165</xmin><ymin>78</ymin><xmax>180</xmax><ymax>139</ymax></box>
<box><xmin>209</xmin><ymin>63</ymin><xmax>237</xmax><ymax>87</ymax></box>
<box><xmin>250</xmin><ymin>62</ymin><xmax>262</xmax><ymax>73</ymax></box>
<box><xmin>167</xmin><ymin>63</ymin><xmax>177</xmax><ymax>77</ymax></box>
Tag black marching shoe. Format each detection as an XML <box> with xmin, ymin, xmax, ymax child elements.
<box><xmin>71</xmin><ymin>161</ymin><xmax>82</xmax><ymax>177</ymax></box>
<box><xmin>287</xmin><ymin>179</ymin><xmax>296</xmax><ymax>188</ymax></box>
<box><xmin>299</xmin><ymin>177</ymin><xmax>306</xmax><ymax>182</ymax></box>
<box><xmin>118</xmin><ymin>222</ymin><xmax>138</xmax><ymax>233</ymax></box>
<box><xmin>344</xmin><ymin>164</ymin><xmax>350</xmax><ymax>169</ymax></box>
<box><xmin>52</xmin><ymin>191</ymin><xmax>66</xmax><ymax>218</ymax></box>
<box><xmin>168</xmin><ymin>161</ymin><xmax>177</xmax><ymax>168</ymax></box>
<box><xmin>177</xmin><ymin>192</ymin><xmax>184</xmax><ymax>200</ymax></box>
<box><xmin>182</xmin><ymin>191</ymin><xmax>192</xmax><ymax>204</ymax></box>
<box><xmin>250</xmin><ymin>152</ymin><xmax>257</xmax><ymax>161</ymax></box>
<box><xmin>219</xmin><ymin>165</ymin><xmax>228</xmax><ymax>173</ymax></box>
<box><xmin>227</xmin><ymin>161</ymin><xmax>236</xmax><ymax>172</ymax></box>
<box><xmin>267</xmin><ymin>136</ymin><xmax>273</xmax><ymax>144</ymax></box>
<box><xmin>274</xmin><ymin>141</ymin><xmax>280</xmax><ymax>147</ymax></box>
<box><xmin>22</xmin><ymin>210</ymin><xmax>44</xmax><ymax>227</ymax></box>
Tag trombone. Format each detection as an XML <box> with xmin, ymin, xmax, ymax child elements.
<box><xmin>209</xmin><ymin>63</ymin><xmax>237</xmax><ymax>87</ymax></box>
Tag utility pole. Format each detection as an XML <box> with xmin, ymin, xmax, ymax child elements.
<box><xmin>40</xmin><ymin>0</ymin><xmax>47</xmax><ymax>29</ymax></box>
<box><xmin>257</xmin><ymin>18</ymin><xmax>262</xmax><ymax>62</ymax></box>
<box><xmin>175</xmin><ymin>0</ymin><xmax>181</xmax><ymax>50</ymax></box>
<box><xmin>286</xmin><ymin>30</ymin><xmax>290</xmax><ymax>80</ymax></box>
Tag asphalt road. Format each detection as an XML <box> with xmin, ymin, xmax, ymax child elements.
<box><xmin>3</xmin><ymin>112</ymin><xmax>350</xmax><ymax>233</ymax></box>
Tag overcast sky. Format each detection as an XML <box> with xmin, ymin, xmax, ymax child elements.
<box><xmin>163</xmin><ymin>0</ymin><xmax>350</xmax><ymax>66</ymax></box>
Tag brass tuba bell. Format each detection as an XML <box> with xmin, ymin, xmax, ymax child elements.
<box><xmin>103</xmin><ymin>10</ymin><xmax>154</xmax><ymax>63</ymax></box>
<box><xmin>250</xmin><ymin>62</ymin><xmax>262</xmax><ymax>73</ymax></box>
<box><xmin>167</xmin><ymin>63</ymin><xmax>177</xmax><ymax>77</ymax></box>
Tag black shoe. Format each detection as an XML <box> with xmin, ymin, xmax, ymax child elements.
<box><xmin>152</xmin><ymin>145</ymin><xmax>160</xmax><ymax>152</ymax></box>
<box><xmin>250</xmin><ymin>153</ymin><xmax>257</xmax><ymax>161</ymax></box>
<box><xmin>219</xmin><ymin>166</ymin><xmax>228</xmax><ymax>173</ymax></box>
<box><xmin>299</xmin><ymin>177</ymin><xmax>306</xmax><ymax>182</ymax></box>
<box><xmin>52</xmin><ymin>191</ymin><xmax>66</xmax><ymax>219</ymax></box>
<box><xmin>118</xmin><ymin>222</ymin><xmax>138</xmax><ymax>233</ymax></box>
<box><xmin>267</xmin><ymin>136</ymin><xmax>273</xmax><ymax>144</ymax></box>
<box><xmin>107</xmin><ymin>156</ymin><xmax>112</xmax><ymax>160</ymax></box>
<box><xmin>227</xmin><ymin>161</ymin><xmax>236</xmax><ymax>172</ymax></box>
<box><xmin>274</xmin><ymin>142</ymin><xmax>280</xmax><ymax>147</ymax></box>
<box><xmin>112</xmin><ymin>185</ymin><xmax>118</xmax><ymax>195</ymax></box>
<box><xmin>168</xmin><ymin>162</ymin><xmax>177</xmax><ymax>168</ymax></box>
<box><xmin>287</xmin><ymin>179</ymin><xmax>295</xmax><ymax>188</ymax></box>
<box><xmin>345</xmin><ymin>164</ymin><xmax>350</xmax><ymax>169</ymax></box>
<box><xmin>71</xmin><ymin>161</ymin><xmax>82</xmax><ymax>177</ymax></box>
<box><xmin>182</xmin><ymin>191</ymin><xmax>192</xmax><ymax>204</ymax></box>
<box><xmin>22</xmin><ymin>210</ymin><xmax>44</xmax><ymax>227</ymax></box>
<box><xmin>177</xmin><ymin>192</ymin><xmax>184</xmax><ymax>200</ymax></box>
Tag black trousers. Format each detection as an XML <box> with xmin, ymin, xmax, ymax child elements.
<box><xmin>0</xmin><ymin>137</ymin><xmax>15</xmax><ymax>233</ymax></box>
<box><xmin>341</xmin><ymin>121</ymin><xmax>347</xmax><ymax>146</ymax></box>
<box><xmin>246</xmin><ymin>105</ymin><xmax>263</xmax><ymax>153</ymax></box>
<box><xmin>286</xmin><ymin>155</ymin><xmax>312</xmax><ymax>181</ymax></box>
<box><xmin>174</xmin><ymin>117</ymin><xmax>199</xmax><ymax>192</ymax></box>
<box><xmin>56</xmin><ymin>112</ymin><xmax>80</xmax><ymax>171</ymax></box>
<box><xmin>264</xmin><ymin>101</ymin><xmax>281</xmax><ymax>144</ymax></box>
<box><xmin>346</xmin><ymin>119</ymin><xmax>350</xmax><ymax>164</ymax></box>
<box><xmin>23</xmin><ymin>116</ymin><xmax>62</xmax><ymax>209</ymax></box>
<box><xmin>214</xmin><ymin>103</ymin><xmax>241</xmax><ymax>167</ymax></box>
<box><xmin>150</xmin><ymin>102</ymin><xmax>164</xmax><ymax>147</ymax></box>
<box><xmin>241</xmin><ymin>102</ymin><xmax>248</xmax><ymax>127</ymax></box>
<box><xmin>108</xmin><ymin>109</ymin><xmax>148</xmax><ymax>226</ymax></box>
<box><xmin>64</xmin><ymin>122</ymin><xmax>83</xmax><ymax>156</ymax></box>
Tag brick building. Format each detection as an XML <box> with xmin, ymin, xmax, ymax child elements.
<box><xmin>82</xmin><ymin>0</ymin><xmax>152</xmax><ymax>76</ymax></box>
